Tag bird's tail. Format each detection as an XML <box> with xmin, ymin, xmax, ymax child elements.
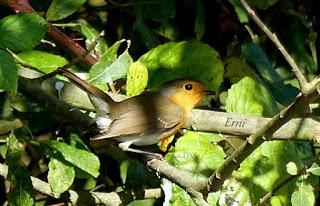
<box><xmin>57</xmin><ymin>67</ymin><xmax>115</xmax><ymax>105</ymax></box>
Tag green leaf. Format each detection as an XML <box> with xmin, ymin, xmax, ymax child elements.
<box><xmin>226</xmin><ymin>77</ymin><xmax>279</xmax><ymax>117</ymax></box>
<box><xmin>126</xmin><ymin>61</ymin><xmax>148</xmax><ymax>96</ymax></box>
<box><xmin>48</xmin><ymin>158</ymin><xmax>75</xmax><ymax>197</ymax></box>
<box><xmin>307</xmin><ymin>163</ymin><xmax>320</xmax><ymax>176</ymax></box>
<box><xmin>139</xmin><ymin>40</ymin><xmax>224</xmax><ymax>91</ymax></box>
<box><xmin>0</xmin><ymin>13</ymin><xmax>48</xmax><ymax>52</ymax></box>
<box><xmin>89</xmin><ymin>39</ymin><xmax>133</xmax><ymax>84</ymax></box>
<box><xmin>8</xmin><ymin>186</ymin><xmax>34</xmax><ymax>206</ymax></box>
<box><xmin>46</xmin><ymin>0</ymin><xmax>86</xmax><ymax>21</ymax></box>
<box><xmin>195</xmin><ymin>0</ymin><xmax>205</xmax><ymax>40</ymax></box>
<box><xmin>41</xmin><ymin>140</ymin><xmax>100</xmax><ymax>178</ymax></box>
<box><xmin>229</xmin><ymin>0</ymin><xmax>249</xmax><ymax>23</ymax></box>
<box><xmin>6</xmin><ymin>133</ymin><xmax>34</xmax><ymax>206</ymax></box>
<box><xmin>291</xmin><ymin>183</ymin><xmax>315</xmax><ymax>206</ymax></box>
<box><xmin>91</xmin><ymin>50</ymin><xmax>132</xmax><ymax>84</ymax></box>
<box><xmin>0</xmin><ymin>50</ymin><xmax>18</xmax><ymax>93</ymax></box>
<box><xmin>165</xmin><ymin>131</ymin><xmax>225</xmax><ymax>205</ymax></box>
<box><xmin>225</xmin><ymin>141</ymin><xmax>303</xmax><ymax>205</ymax></box>
<box><xmin>286</xmin><ymin>162</ymin><xmax>299</xmax><ymax>175</ymax></box>
<box><xmin>18</xmin><ymin>50</ymin><xmax>68</xmax><ymax>73</ymax></box>
<box><xmin>166</xmin><ymin>131</ymin><xmax>225</xmax><ymax>178</ymax></box>
<box><xmin>170</xmin><ymin>185</ymin><xmax>196</xmax><ymax>206</ymax></box>
<box><xmin>74</xmin><ymin>19</ymin><xmax>108</xmax><ymax>57</ymax></box>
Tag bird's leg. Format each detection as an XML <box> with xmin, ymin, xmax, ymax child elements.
<box><xmin>118</xmin><ymin>142</ymin><xmax>164</xmax><ymax>160</ymax></box>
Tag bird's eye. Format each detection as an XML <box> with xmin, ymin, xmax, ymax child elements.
<box><xmin>184</xmin><ymin>83</ymin><xmax>193</xmax><ymax>90</ymax></box>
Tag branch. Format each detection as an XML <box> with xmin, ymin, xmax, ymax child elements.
<box><xmin>239</xmin><ymin>0</ymin><xmax>311</xmax><ymax>93</ymax></box>
<box><xmin>205</xmin><ymin>91</ymin><xmax>320</xmax><ymax>192</ymax></box>
<box><xmin>186</xmin><ymin>109</ymin><xmax>320</xmax><ymax>142</ymax></box>
<box><xmin>18</xmin><ymin>77</ymin><xmax>93</xmax><ymax>131</ymax></box>
<box><xmin>147</xmin><ymin>159</ymin><xmax>206</xmax><ymax>192</ymax></box>
<box><xmin>0</xmin><ymin>162</ymin><xmax>162</xmax><ymax>205</ymax></box>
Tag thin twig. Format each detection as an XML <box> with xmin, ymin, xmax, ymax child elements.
<box><xmin>65</xmin><ymin>30</ymin><xmax>105</xmax><ymax>68</ymax></box>
<box><xmin>239</xmin><ymin>0</ymin><xmax>311</xmax><ymax>93</ymax></box>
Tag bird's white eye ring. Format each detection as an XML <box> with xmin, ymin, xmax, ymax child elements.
<box><xmin>184</xmin><ymin>83</ymin><xmax>193</xmax><ymax>90</ymax></box>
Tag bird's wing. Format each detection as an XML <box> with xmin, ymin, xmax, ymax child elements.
<box><xmin>91</xmin><ymin>98</ymin><xmax>184</xmax><ymax>140</ymax></box>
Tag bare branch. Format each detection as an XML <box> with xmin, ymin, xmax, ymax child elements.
<box><xmin>147</xmin><ymin>159</ymin><xmax>206</xmax><ymax>192</ymax></box>
<box><xmin>186</xmin><ymin>109</ymin><xmax>320</xmax><ymax>142</ymax></box>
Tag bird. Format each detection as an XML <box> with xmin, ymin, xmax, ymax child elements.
<box><xmin>57</xmin><ymin>67</ymin><xmax>211</xmax><ymax>157</ymax></box>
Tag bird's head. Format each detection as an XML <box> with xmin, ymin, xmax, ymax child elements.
<box><xmin>159</xmin><ymin>79</ymin><xmax>211</xmax><ymax>112</ymax></box>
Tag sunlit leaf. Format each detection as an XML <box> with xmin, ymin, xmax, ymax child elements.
<box><xmin>46</xmin><ymin>0</ymin><xmax>86</xmax><ymax>21</ymax></box>
<box><xmin>0</xmin><ymin>13</ymin><xmax>47</xmax><ymax>52</ymax></box>
<box><xmin>291</xmin><ymin>183</ymin><xmax>315</xmax><ymax>206</ymax></box>
<box><xmin>18</xmin><ymin>50</ymin><xmax>68</xmax><ymax>73</ymax></box>
<box><xmin>165</xmin><ymin>131</ymin><xmax>225</xmax><ymax>205</ymax></box>
<box><xmin>166</xmin><ymin>131</ymin><xmax>225</xmax><ymax>177</ymax></box>
<box><xmin>48</xmin><ymin>158</ymin><xmax>75</xmax><ymax>197</ymax></box>
<box><xmin>307</xmin><ymin>163</ymin><xmax>320</xmax><ymax>176</ymax></box>
<box><xmin>226</xmin><ymin>77</ymin><xmax>279</xmax><ymax>117</ymax></box>
<box><xmin>286</xmin><ymin>162</ymin><xmax>299</xmax><ymax>175</ymax></box>
<box><xmin>139</xmin><ymin>40</ymin><xmax>224</xmax><ymax>91</ymax></box>
<box><xmin>89</xmin><ymin>40</ymin><xmax>132</xmax><ymax>84</ymax></box>
<box><xmin>126</xmin><ymin>61</ymin><xmax>148</xmax><ymax>96</ymax></box>
<box><xmin>41</xmin><ymin>140</ymin><xmax>100</xmax><ymax>178</ymax></box>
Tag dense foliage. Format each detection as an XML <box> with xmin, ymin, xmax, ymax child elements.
<box><xmin>0</xmin><ymin>0</ymin><xmax>319</xmax><ymax>205</ymax></box>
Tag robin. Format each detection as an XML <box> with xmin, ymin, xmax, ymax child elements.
<box><xmin>57</xmin><ymin>67</ymin><xmax>211</xmax><ymax>156</ymax></box>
